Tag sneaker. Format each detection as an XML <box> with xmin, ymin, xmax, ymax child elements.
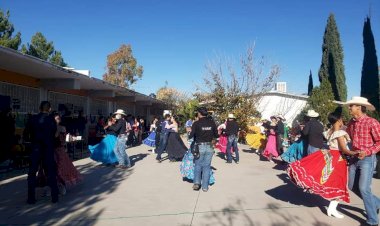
<box><xmin>202</xmin><ymin>188</ymin><xmax>208</xmax><ymax>192</ymax></box>
<box><xmin>235</xmin><ymin>161</ymin><xmax>239</xmax><ymax>164</ymax></box>
<box><xmin>193</xmin><ymin>184</ymin><xmax>200</xmax><ymax>191</ymax></box>
<box><xmin>226</xmin><ymin>161</ymin><xmax>232</xmax><ymax>164</ymax></box>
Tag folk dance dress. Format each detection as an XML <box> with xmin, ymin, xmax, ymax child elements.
<box><xmin>180</xmin><ymin>150</ymin><xmax>215</xmax><ymax>184</ymax></box>
<box><xmin>286</xmin><ymin>130</ymin><xmax>350</xmax><ymax>203</ymax></box>
<box><xmin>245</xmin><ymin>125</ymin><xmax>266</xmax><ymax>151</ymax></box>
<box><xmin>262</xmin><ymin>126</ymin><xmax>279</xmax><ymax>160</ymax></box>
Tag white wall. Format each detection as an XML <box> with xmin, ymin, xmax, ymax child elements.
<box><xmin>256</xmin><ymin>92</ymin><xmax>308</xmax><ymax>125</ymax></box>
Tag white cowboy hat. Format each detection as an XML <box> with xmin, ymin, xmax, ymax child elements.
<box><xmin>345</xmin><ymin>96</ymin><xmax>375</xmax><ymax>111</ymax></box>
<box><xmin>113</xmin><ymin>109</ymin><xmax>126</xmax><ymax>115</ymax></box>
<box><xmin>163</xmin><ymin>110</ymin><xmax>172</xmax><ymax>117</ymax></box>
<box><xmin>228</xmin><ymin>113</ymin><xmax>236</xmax><ymax>119</ymax></box>
<box><xmin>276</xmin><ymin>115</ymin><xmax>285</xmax><ymax>121</ymax></box>
<box><xmin>306</xmin><ymin>110</ymin><xmax>319</xmax><ymax>118</ymax></box>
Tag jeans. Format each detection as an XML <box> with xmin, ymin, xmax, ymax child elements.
<box><xmin>156</xmin><ymin>132</ymin><xmax>168</xmax><ymax>160</ymax></box>
<box><xmin>194</xmin><ymin>144</ymin><xmax>214</xmax><ymax>190</ymax></box>
<box><xmin>307</xmin><ymin>145</ymin><xmax>320</xmax><ymax>155</ymax></box>
<box><xmin>348</xmin><ymin>155</ymin><xmax>380</xmax><ymax>225</ymax></box>
<box><xmin>226</xmin><ymin>135</ymin><xmax>239</xmax><ymax>162</ymax></box>
<box><xmin>114</xmin><ymin>134</ymin><xmax>131</xmax><ymax>167</ymax></box>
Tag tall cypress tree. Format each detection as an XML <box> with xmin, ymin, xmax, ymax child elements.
<box><xmin>361</xmin><ymin>16</ymin><xmax>379</xmax><ymax>110</ymax></box>
<box><xmin>307</xmin><ymin>70</ymin><xmax>314</xmax><ymax>96</ymax></box>
<box><xmin>318</xmin><ymin>14</ymin><xmax>347</xmax><ymax>101</ymax></box>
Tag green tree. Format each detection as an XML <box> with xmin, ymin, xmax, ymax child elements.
<box><xmin>22</xmin><ymin>32</ymin><xmax>68</xmax><ymax>66</ymax></box>
<box><xmin>361</xmin><ymin>16</ymin><xmax>379</xmax><ymax>111</ymax></box>
<box><xmin>22</xmin><ymin>32</ymin><xmax>54</xmax><ymax>60</ymax></box>
<box><xmin>0</xmin><ymin>9</ymin><xmax>21</xmax><ymax>50</ymax></box>
<box><xmin>307</xmin><ymin>79</ymin><xmax>337</xmax><ymax>125</ymax></box>
<box><xmin>103</xmin><ymin>44</ymin><xmax>143</xmax><ymax>88</ymax></box>
<box><xmin>318</xmin><ymin>14</ymin><xmax>347</xmax><ymax>102</ymax></box>
<box><xmin>307</xmin><ymin>70</ymin><xmax>313</xmax><ymax>96</ymax></box>
<box><xmin>50</xmin><ymin>50</ymin><xmax>67</xmax><ymax>67</ymax></box>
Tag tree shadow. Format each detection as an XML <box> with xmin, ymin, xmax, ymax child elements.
<box><xmin>129</xmin><ymin>153</ymin><xmax>148</xmax><ymax>166</ymax></box>
<box><xmin>196</xmin><ymin>199</ymin><xmax>333</xmax><ymax>226</ymax></box>
<box><xmin>0</xmin><ymin>161</ymin><xmax>133</xmax><ymax>225</ymax></box>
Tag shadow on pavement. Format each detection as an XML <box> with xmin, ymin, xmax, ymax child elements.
<box><xmin>130</xmin><ymin>153</ymin><xmax>148</xmax><ymax>166</ymax></box>
<box><xmin>0</xmin><ymin>161</ymin><xmax>133</xmax><ymax>225</ymax></box>
<box><xmin>196</xmin><ymin>199</ymin><xmax>332</xmax><ymax>226</ymax></box>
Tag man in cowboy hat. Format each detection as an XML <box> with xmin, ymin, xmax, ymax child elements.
<box><xmin>345</xmin><ymin>96</ymin><xmax>380</xmax><ymax>226</ymax></box>
<box><xmin>302</xmin><ymin>109</ymin><xmax>324</xmax><ymax>155</ymax></box>
<box><xmin>111</xmin><ymin>109</ymin><xmax>131</xmax><ymax>169</ymax></box>
<box><xmin>224</xmin><ymin>113</ymin><xmax>240</xmax><ymax>164</ymax></box>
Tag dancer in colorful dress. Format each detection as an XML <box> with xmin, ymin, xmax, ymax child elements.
<box><xmin>53</xmin><ymin>113</ymin><xmax>82</xmax><ymax>194</ymax></box>
<box><xmin>88</xmin><ymin>117</ymin><xmax>118</xmax><ymax>165</ymax></box>
<box><xmin>245</xmin><ymin>120</ymin><xmax>266</xmax><ymax>153</ymax></box>
<box><xmin>180</xmin><ymin>148</ymin><xmax>215</xmax><ymax>184</ymax></box>
<box><xmin>143</xmin><ymin>117</ymin><xmax>158</xmax><ymax>150</ymax></box>
<box><xmin>262</xmin><ymin>116</ymin><xmax>278</xmax><ymax>162</ymax></box>
<box><xmin>215</xmin><ymin>121</ymin><xmax>229</xmax><ymax>158</ymax></box>
<box><xmin>287</xmin><ymin>110</ymin><xmax>357</xmax><ymax>218</ymax></box>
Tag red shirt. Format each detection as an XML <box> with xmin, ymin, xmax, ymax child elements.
<box><xmin>346</xmin><ymin>114</ymin><xmax>380</xmax><ymax>156</ymax></box>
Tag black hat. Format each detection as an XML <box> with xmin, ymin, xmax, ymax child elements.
<box><xmin>196</xmin><ymin>107</ymin><xmax>208</xmax><ymax>116</ymax></box>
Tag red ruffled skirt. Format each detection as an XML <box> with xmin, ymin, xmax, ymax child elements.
<box><xmin>287</xmin><ymin>149</ymin><xmax>350</xmax><ymax>203</ymax></box>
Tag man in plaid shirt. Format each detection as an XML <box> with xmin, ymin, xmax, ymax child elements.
<box><xmin>346</xmin><ymin>96</ymin><xmax>380</xmax><ymax>226</ymax></box>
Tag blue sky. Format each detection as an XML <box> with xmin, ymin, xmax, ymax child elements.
<box><xmin>1</xmin><ymin>0</ymin><xmax>379</xmax><ymax>99</ymax></box>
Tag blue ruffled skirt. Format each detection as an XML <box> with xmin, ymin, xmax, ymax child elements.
<box><xmin>88</xmin><ymin>134</ymin><xmax>118</xmax><ymax>164</ymax></box>
<box><xmin>281</xmin><ymin>140</ymin><xmax>305</xmax><ymax>163</ymax></box>
<box><xmin>180</xmin><ymin>150</ymin><xmax>215</xmax><ymax>184</ymax></box>
<box><xmin>143</xmin><ymin>131</ymin><xmax>156</xmax><ymax>147</ymax></box>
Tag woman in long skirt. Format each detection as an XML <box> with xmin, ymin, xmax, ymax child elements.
<box><xmin>262</xmin><ymin>116</ymin><xmax>278</xmax><ymax>162</ymax></box>
<box><xmin>53</xmin><ymin>114</ymin><xmax>82</xmax><ymax>194</ymax></box>
<box><xmin>287</xmin><ymin>110</ymin><xmax>357</xmax><ymax>218</ymax></box>
<box><xmin>88</xmin><ymin>117</ymin><xmax>118</xmax><ymax>165</ymax></box>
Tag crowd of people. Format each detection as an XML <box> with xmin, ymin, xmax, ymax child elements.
<box><xmin>10</xmin><ymin>95</ymin><xmax>380</xmax><ymax>225</ymax></box>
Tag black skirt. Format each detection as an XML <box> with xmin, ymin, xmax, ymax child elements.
<box><xmin>166</xmin><ymin>132</ymin><xmax>187</xmax><ymax>160</ymax></box>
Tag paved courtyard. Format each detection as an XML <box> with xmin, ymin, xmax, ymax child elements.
<box><xmin>0</xmin><ymin>144</ymin><xmax>379</xmax><ymax>226</ymax></box>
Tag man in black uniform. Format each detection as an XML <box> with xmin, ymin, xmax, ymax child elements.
<box><xmin>189</xmin><ymin>107</ymin><xmax>218</xmax><ymax>192</ymax></box>
<box><xmin>27</xmin><ymin>101</ymin><xmax>59</xmax><ymax>204</ymax></box>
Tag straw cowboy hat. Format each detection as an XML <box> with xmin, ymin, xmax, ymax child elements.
<box><xmin>113</xmin><ymin>109</ymin><xmax>126</xmax><ymax>115</ymax></box>
<box><xmin>345</xmin><ymin>96</ymin><xmax>375</xmax><ymax>111</ymax></box>
<box><xmin>228</xmin><ymin>113</ymin><xmax>236</xmax><ymax>119</ymax></box>
<box><xmin>306</xmin><ymin>110</ymin><xmax>319</xmax><ymax>118</ymax></box>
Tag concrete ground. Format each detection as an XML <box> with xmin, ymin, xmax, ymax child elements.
<box><xmin>0</xmin><ymin>144</ymin><xmax>379</xmax><ymax>226</ymax></box>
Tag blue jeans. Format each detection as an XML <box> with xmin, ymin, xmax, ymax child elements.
<box><xmin>194</xmin><ymin>144</ymin><xmax>214</xmax><ymax>190</ymax></box>
<box><xmin>348</xmin><ymin>155</ymin><xmax>380</xmax><ymax>225</ymax></box>
<box><xmin>226</xmin><ymin>135</ymin><xmax>239</xmax><ymax>162</ymax></box>
<box><xmin>307</xmin><ymin>145</ymin><xmax>320</xmax><ymax>155</ymax></box>
<box><xmin>156</xmin><ymin>132</ymin><xmax>168</xmax><ymax>160</ymax></box>
<box><xmin>114</xmin><ymin>134</ymin><xmax>131</xmax><ymax>167</ymax></box>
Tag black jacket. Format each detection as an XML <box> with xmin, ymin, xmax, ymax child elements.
<box><xmin>224</xmin><ymin>120</ymin><xmax>239</xmax><ymax>136</ymax></box>
<box><xmin>302</xmin><ymin>118</ymin><xmax>324</xmax><ymax>148</ymax></box>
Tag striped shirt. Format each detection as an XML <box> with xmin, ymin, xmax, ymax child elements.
<box><xmin>346</xmin><ymin>114</ymin><xmax>380</xmax><ymax>156</ymax></box>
